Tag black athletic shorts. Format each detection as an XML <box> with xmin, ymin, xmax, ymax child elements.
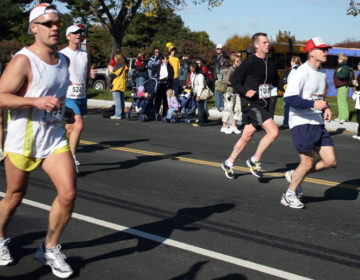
<box><xmin>242</xmin><ymin>104</ymin><xmax>272</xmax><ymax>128</ymax></box>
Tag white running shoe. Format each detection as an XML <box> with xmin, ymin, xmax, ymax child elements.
<box><xmin>110</xmin><ymin>115</ymin><xmax>121</xmax><ymax>120</ymax></box>
<box><xmin>352</xmin><ymin>135</ymin><xmax>360</xmax><ymax>140</ymax></box>
<box><xmin>0</xmin><ymin>238</ymin><xmax>13</xmax><ymax>266</ymax></box>
<box><xmin>221</xmin><ymin>161</ymin><xmax>235</xmax><ymax>179</ymax></box>
<box><xmin>220</xmin><ymin>127</ymin><xmax>232</xmax><ymax>134</ymax></box>
<box><xmin>35</xmin><ymin>242</ymin><xmax>73</xmax><ymax>279</ymax></box>
<box><xmin>281</xmin><ymin>192</ymin><xmax>304</xmax><ymax>209</ymax></box>
<box><xmin>73</xmin><ymin>156</ymin><xmax>80</xmax><ymax>175</ymax></box>
<box><xmin>246</xmin><ymin>158</ymin><xmax>263</xmax><ymax>178</ymax></box>
<box><xmin>229</xmin><ymin>126</ymin><xmax>241</xmax><ymax>134</ymax></box>
<box><xmin>284</xmin><ymin>170</ymin><xmax>303</xmax><ymax>198</ymax></box>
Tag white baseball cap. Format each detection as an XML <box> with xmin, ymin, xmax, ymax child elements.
<box><xmin>66</xmin><ymin>24</ymin><xmax>84</xmax><ymax>36</ymax></box>
<box><xmin>216</xmin><ymin>44</ymin><xmax>223</xmax><ymax>49</ymax></box>
<box><xmin>28</xmin><ymin>3</ymin><xmax>60</xmax><ymax>34</ymax></box>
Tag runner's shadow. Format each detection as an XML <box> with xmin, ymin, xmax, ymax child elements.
<box><xmin>213</xmin><ymin>274</ymin><xmax>247</xmax><ymax>280</ymax></box>
<box><xmin>66</xmin><ymin>203</ymin><xmax>235</xmax><ymax>271</ymax></box>
<box><xmin>170</xmin><ymin>261</ymin><xmax>208</xmax><ymax>280</ymax></box>
<box><xmin>258</xmin><ymin>163</ymin><xmax>299</xmax><ymax>184</ymax></box>
<box><xmin>78</xmin><ymin>151</ymin><xmax>192</xmax><ymax>176</ymax></box>
<box><xmin>328</xmin><ymin>128</ymin><xmax>346</xmax><ymax>136</ymax></box>
<box><xmin>301</xmin><ymin>179</ymin><xmax>359</xmax><ymax>204</ymax></box>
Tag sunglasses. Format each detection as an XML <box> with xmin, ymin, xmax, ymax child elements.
<box><xmin>71</xmin><ymin>30</ymin><xmax>84</xmax><ymax>35</ymax></box>
<box><xmin>34</xmin><ymin>20</ymin><xmax>62</xmax><ymax>28</ymax></box>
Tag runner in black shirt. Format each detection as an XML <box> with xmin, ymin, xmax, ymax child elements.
<box><xmin>221</xmin><ymin>32</ymin><xmax>280</xmax><ymax>179</ymax></box>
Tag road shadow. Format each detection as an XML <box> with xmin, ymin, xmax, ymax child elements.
<box><xmin>78</xmin><ymin>151</ymin><xmax>192</xmax><ymax>176</ymax></box>
<box><xmin>64</xmin><ymin>203</ymin><xmax>235</xmax><ymax>275</ymax></box>
<box><xmin>170</xmin><ymin>261</ymin><xmax>208</xmax><ymax>280</ymax></box>
<box><xmin>77</xmin><ymin>139</ymin><xmax>150</xmax><ymax>154</ymax></box>
<box><xmin>258</xmin><ymin>162</ymin><xmax>299</xmax><ymax>184</ymax></box>
<box><xmin>213</xmin><ymin>274</ymin><xmax>247</xmax><ymax>280</ymax></box>
<box><xmin>302</xmin><ymin>179</ymin><xmax>359</xmax><ymax>204</ymax></box>
<box><xmin>328</xmin><ymin>127</ymin><xmax>346</xmax><ymax>136</ymax></box>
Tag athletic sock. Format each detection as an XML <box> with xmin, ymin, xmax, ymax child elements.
<box><xmin>225</xmin><ymin>159</ymin><xmax>233</xmax><ymax>167</ymax></box>
<box><xmin>286</xmin><ymin>190</ymin><xmax>296</xmax><ymax>196</ymax></box>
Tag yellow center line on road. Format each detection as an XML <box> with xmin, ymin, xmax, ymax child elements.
<box><xmin>80</xmin><ymin>140</ymin><xmax>360</xmax><ymax>191</ymax></box>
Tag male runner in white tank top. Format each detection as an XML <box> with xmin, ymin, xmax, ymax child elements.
<box><xmin>0</xmin><ymin>3</ymin><xmax>75</xmax><ymax>278</ymax></box>
<box><xmin>60</xmin><ymin>24</ymin><xmax>95</xmax><ymax>175</ymax></box>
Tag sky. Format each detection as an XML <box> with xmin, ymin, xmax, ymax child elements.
<box><xmin>55</xmin><ymin>0</ymin><xmax>360</xmax><ymax>45</ymax></box>
<box><xmin>174</xmin><ymin>0</ymin><xmax>360</xmax><ymax>45</ymax></box>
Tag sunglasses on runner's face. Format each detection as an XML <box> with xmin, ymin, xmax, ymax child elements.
<box><xmin>33</xmin><ymin>20</ymin><xmax>62</xmax><ymax>28</ymax></box>
<box><xmin>71</xmin><ymin>30</ymin><xmax>84</xmax><ymax>35</ymax></box>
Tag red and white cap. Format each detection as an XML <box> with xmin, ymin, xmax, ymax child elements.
<box><xmin>28</xmin><ymin>3</ymin><xmax>60</xmax><ymax>34</ymax></box>
<box><xmin>304</xmin><ymin>37</ymin><xmax>331</xmax><ymax>52</ymax></box>
<box><xmin>66</xmin><ymin>24</ymin><xmax>84</xmax><ymax>36</ymax></box>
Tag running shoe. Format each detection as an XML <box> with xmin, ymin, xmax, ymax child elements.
<box><xmin>229</xmin><ymin>126</ymin><xmax>241</xmax><ymax>134</ymax></box>
<box><xmin>35</xmin><ymin>242</ymin><xmax>73</xmax><ymax>279</ymax></box>
<box><xmin>284</xmin><ymin>170</ymin><xmax>303</xmax><ymax>198</ymax></box>
<box><xmin>0</xmin><ymin>238</ymin><xmax>13</xmax><ymax>266</ymax></box>
<box><xmin>221</xmin><ymin>161</ymin><xmax>235</xmax><ymax>179</ymax></box>
<box><xmin>280</xmin><ymin>192</ymin><xmax>304</xmax><ymax>209</ymax></box>
<box><xmin>220</xmin><ymin>127</ymin><xmax>232</xmax><ymax>134</ymax></box>
<box><xmin>352</xmin><ymin>135</ymin><xmax>360</xmax><ymax>140</ymax></box>
<box><xmin>246</xmin><ymin>158</ymin><xmax>263</xmax><ymax>178</ymax></box>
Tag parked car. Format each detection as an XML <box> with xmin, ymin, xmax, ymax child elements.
<box><xmin>91</xmin><ymin>57</ymin><xmax>136</xmax><ymax>90</ymax></box>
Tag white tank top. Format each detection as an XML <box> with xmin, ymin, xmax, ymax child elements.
<box><xmin>60</xmin><ymin>47</ymin><xmax>88</xmax><ymax>99</ymax></box>
<box><xmin>5</xmin><ymin>47</ymin><xmax>70</xmax><ymax>158</ymax></box>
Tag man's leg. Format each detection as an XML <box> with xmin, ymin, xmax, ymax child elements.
<box><xmin>252</xmin><ymin>118</ymin><xmax>279</xmax><ymax>162</ymax></box>
<box><xmin>227</xmin><ymin>123</ymin><xmax>257</xmax><ymax>165</ymax></box>
<box><xmin>288</xmin><ymin>151</ymin><xmax>314</xmax><ymax>192</ymax></box>
<box><xmin>66</xmin><ymin>114</ymin><xmax>83</xmax><ymax>156</ymax></box>
<box><xmin>41</xmin><ymin>151</ymin><xmax>76</xmax><ymax>248</ymax></box>
<box><xmin>0</xmin><ymin>157</ymin><xmax>29</xmax><ymax>238</ymax></box>
<box><xmin>311</xmin><ymin>145</ymin><xmax>337</xmax><ymax>173</ymax></box>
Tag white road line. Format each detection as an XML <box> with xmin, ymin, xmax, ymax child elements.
<box><xmin>0</xmin><ymin>192</ymin><xmax>312</xmax><ymax>280</ymax></box>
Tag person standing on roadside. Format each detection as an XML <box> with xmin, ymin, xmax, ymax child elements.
<box><xmin>334</xmin><ymin>53</ymin><xmax>352</xmax><ymax>124</ymax></box>
<box><xmin>148</xmin><ymin>47</ymin><xmax>162</xmax><ymax>78</ymax></box>
<box><xmin>166</xmin><ymin>42</ymin><xmax>180</xmax><ymax>96</ymax></box>
<box><xmin>0</xmin><ymin>3</ymin><xmax>76</xmax><ymax>278</ymax></box>
<box><xmin>221</xmin><ymin>33</ymin><xmax>279</xmax><ymax>179</ymax></box>
<box><xmin>282</xmin><ymin>37</ymin><xmax>337</xmax><ymax>209</ymax></box>
<box><xmin>213</xmin><ymin>44</ymin><xmax>225</xmax><ymax>112</ymax></box>
<box><xmin>60</xmin><ymin>23</ymin><xmax>94</xmax><ymax>175</ymax></box>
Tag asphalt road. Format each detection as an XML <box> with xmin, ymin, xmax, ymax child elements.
<box><xmin>0</xmin><ymin>110</ymin><xmax>359</xmax><ymax>280</ymax></box>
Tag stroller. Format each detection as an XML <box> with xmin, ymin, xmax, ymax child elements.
<box><xmin>126</xmin><ymin>78</ymin><xmax>159</xmax><ymax>122</ymax></box>
<box><xmin>178</xmin><ymin>89</ymin><xmax>197</xmax><ymax>123</ymax></box>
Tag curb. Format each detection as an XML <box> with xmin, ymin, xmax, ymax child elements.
<box><xmin>87</xmin><ymin>99</ymin><xmax>358</xmax><ymax>133</ymax></box>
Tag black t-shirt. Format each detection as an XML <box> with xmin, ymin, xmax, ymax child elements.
<box><xmin>230</xmin><ymin>54</ymin><xmax>279</xmax><ymax>105</ymax></box>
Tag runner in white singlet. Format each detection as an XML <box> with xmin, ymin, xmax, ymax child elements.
<box><xmin>0</xmin><ymin>4</ymin><xmax>76</xmax><ymax>278</ymax></box>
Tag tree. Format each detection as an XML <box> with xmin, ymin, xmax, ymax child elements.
<box><xmin>225</xmin><ymin>35</ymin><xmax>252</xmax><ymax>52</ymax></box>
<box><xmin>275</xmin><ymin>30</ymin><xmax>295</xmax><ymax>44</ymax></box>
<box><xmin>347</xmin><ymin>0</ymin><xmax>360</xmax><ymax>16</ymax></box>
<box><xmin>57</xmin><ymin>0</ymin><xmax>223</xmax><ymax>53</ymax></box>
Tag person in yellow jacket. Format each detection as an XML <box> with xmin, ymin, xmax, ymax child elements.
<box><xmin>166</xmin><ymin>42</ymin><xmax>180</xmax><ymax>95</ymax></box>
<box><xmin>108</xmin><ymin>53</ymin><xmax>128</xmax><ymax>119</ymax></box>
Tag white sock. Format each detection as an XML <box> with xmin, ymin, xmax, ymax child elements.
<box><xmin>251</xmin><ymin>156</ymin><xmax>257</xmax><ymax>163</ymax></box>
<box><xmin>225</xmin><ymin>159</ymin><xmax>233</xmax><ymax>167</ymax></box>
<box><xmin>286</xmin><ymin>189</ymin><xmax>296</xmax><ymax>196</ymax></box>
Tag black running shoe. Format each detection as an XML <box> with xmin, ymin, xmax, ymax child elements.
<box><xmin>221</xmin><ymin>161</ymin><xmax>235</xmax><ymax>179</ymax></box>
<box><xmin>246</xmin><ymin>158</ymin><xmax>263</xmax><ymax>178</ymax></box>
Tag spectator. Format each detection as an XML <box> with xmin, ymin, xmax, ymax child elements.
<box><xmin>213</xmin><ymin>43</ymin><xmax>225</xmax><ymax>111</ymax></box>
<box><xmin>148</xmin><ymin>47</ymin><xmax>162</xmax><ymax>78</ymax></box>
<box><xmin>179</xmin><ymin>55</ymin><xmax>190</xmax><ymax>89</ymax></box>
<box><xmin>152</xmin><ymin>54</ymin><xmax>174</xmax><ymax>118</ymax></box>
<box><xmin>108</xmin><ymin>53</ymin><xmax>128</xmax><ymax>119</ymax></box>
<box><xmin>166</xmin><ymin>89</ymin><xmax>180</xmax><ymax>122</ymax></box>
<box><xmin>189</xmin><ymin>61</ymin><xmax>207</xmax><ymax>127</ymax></box>
<box><xmin>166</xmin><ymin>42</ymin><xmax>181</xmax><ymax>96</ymax></box>
<box><xmin>334</xmin><ymin>53</ymin><xmax>352</xmax><ymax>124</ymax></box>
<box><xmin>196</xmin><ymin>59</ymin><xmax>212</xmax><ymax>120</ymax></box>
<box><xmin>350</xmin><ymin>62</ymin><xmax>360</xmax><ymax>140</ymax></box>
<box><xmin>221</xmin><ymin>53</ymin><xmax>242</xmax><ymax>134</ymax></box>
<box><xmin>134</xmin><ymin>52</ymin><xmax>148</xmax><ymax>89</ymax></box>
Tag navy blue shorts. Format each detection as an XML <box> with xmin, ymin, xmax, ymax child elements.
<box><xmin>65</xmin><ymin>98</ymin><xmax>87</xmax><ymax>116</ymax></box>
<box><xmin>291</xmin><ymin>124</ymin><xmax>334</xmax><ymax>153</ymax></box>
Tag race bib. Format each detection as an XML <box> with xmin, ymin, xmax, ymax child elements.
<box><xmin>40</xmin><ymin>102</ymin><xmax>65</xmax><ymax>126</ymax></box>
<box><xmin>68</xmin><ymin>84</ymin><xmax>85</xmax><ymax>99</ymax></box>
<box><xmin>258</xmin><ymin>84</ymin><xmax>273</xmax><ymax>99</ymax></box>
